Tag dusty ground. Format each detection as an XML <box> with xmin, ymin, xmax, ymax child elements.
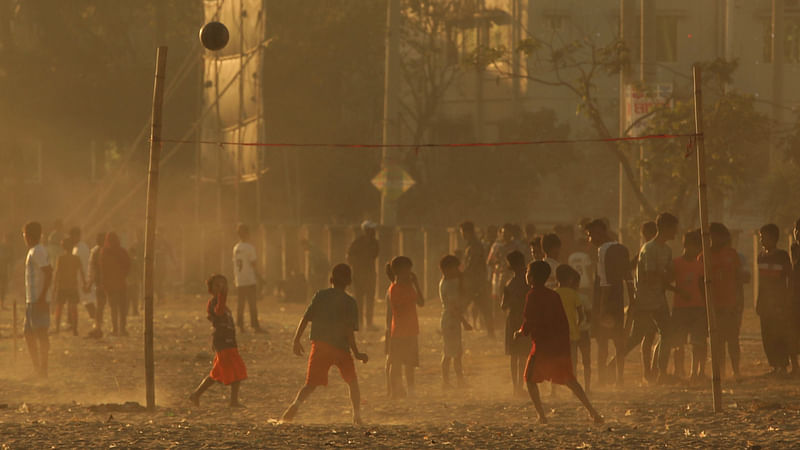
<box><xmin>0</xmin><ymin>294</ymin><xmax>799</xmax><ymax>449</ymax></box>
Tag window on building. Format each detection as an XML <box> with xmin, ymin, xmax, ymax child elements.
<box><xmin>656</xmin><ymin>16</ymin><xmax>678</xmax><ymax>62</ymax></box>
<box><xmin>543</xmin><ymin>14</ymin><xmax>568</xmax><ymax>33</ymax></box>
<box><xmin>762</xmin><ymin>17</ymin><xmax>800</xmax><ymax>63</ymax></box>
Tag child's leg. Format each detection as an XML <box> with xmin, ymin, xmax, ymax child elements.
<box><xmin>25</xmin><ymin>331</ymin><xmax>40</xmax><ymax>372</ymax></box>
<box><xmin>281</xmin><ymin>384</ymin><xmax>316</xmax><ymax>422</ymax></box>
<box><xmin>565</xmin><ymin>377</ymin><xmax>603</xmax><ymax>424</ymax></box>
<box><xmin>641</xmin><ymin>331</ymin><xmax>655</xmax><ymax>379</ymax></box>
<box><xmin>404</xmin><ymin>364</ymin><xmax>416</xmax><ymax>393</ymax></box>
<box><xmin>441</xmin><ymin>355</ymin><xmax>450</xmax><ymax>385</ymax></box>
<box><xmin>54</xmin><ymin>302</ymin><xmax>63</xmax><ymax>332</ymax></box>
<box><xmin>109</xmin><ymin>294</ymin><xmax>119</xmax><ymax>334</ymax></box>
<box><xmin>525</xmin><ymin>380</ymin><xmax>547</xmax><ymax>423</ymax></box>
<box><xmin>119</xmin><ymin>294</ymin><xmax>129</xmax><ymax>334</ymax></box>
<box><xmin>347</xmin><ymin>379</ymin><xmax>362</xmax><ymax>425</ymax></box>
<box><xmin>674</xmin><ymin>345</ymin><xmax>685</xmax><ymax>378</ymax></box>
<box><xmin>453</xmin><ymin>355</ymin><xmax>463</xmax><ymax>382</ymax></box>
<box><xmin>69</xmin><ymin>300</ymin><xmax>79</xmax><ymax>334</ymax></box>
<box><xmin>189</xmin><ymin>376</ymin><xmax>216</xmax><ymax>405</ymax></box>
<box><xmin>390</xmin><ymin>362</ymin><xmax>405</xmax><ymax>397</ymax></box>
<box><xmin>37</xmin><ymin>330</ymin><xmax>49</xmax><ymax>377</ymax></box>
<box><xmin>510</xmin><ymin>355</ymin><xmax>519</xmax><ymax>391</ymax></box>
<box><xmin>692</xmin><ymin>341</ymin><xmax>707</xmax><ymax>378</ymax></box>
<box><xmin>229</xmin><ymin>381</ymin><xmax>241</xmax><ymax>406</ymax></box>
<box><xmin>578</xmin><ymin>335</ymin><xmax>592</xmax><ymax>393</ymax></box>
<box><xmin>596</xmin><ymin>337</ymin><xmax>609</xmax><ymax>384</ymax></box>
<box><xmin>385</xmin><ymin>355</ymin><xmax>392</xmax><ymax>397</ymax></box>
<box><xmin>613</xmin><ymin>334</ymin><xmax>626</xmax><ymax>384</ymax></box>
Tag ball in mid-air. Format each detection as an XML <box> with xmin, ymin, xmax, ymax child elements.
<box><xmin>199</xmin><ymin>22</ymin><xmax>229</xmax><ymax>51</ymax></box>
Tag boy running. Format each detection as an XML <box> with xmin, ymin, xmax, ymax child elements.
<box><xmin>514</xmin><ymin>261</ymin><xmax>603</xmax><ymax>425</ymax></box>
<box><xmin>282</xmin><ymin>264</ymin><xmax>368</xmax><ymax>424</ymax></box>
<box><xmin>190</xmin><ymin>274</ymin><xmax>247</xmax><ymax>407</ymax></box>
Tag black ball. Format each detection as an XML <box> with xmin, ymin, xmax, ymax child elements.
<box><xmin>199</xmin><ymin>22</ymin><xmax>229</xmax><ymax>51</ymax></box>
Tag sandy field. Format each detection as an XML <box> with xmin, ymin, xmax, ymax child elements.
<box><xmin>0</xmin><ymin>293</ymin><xmax>799</xmax><ymax>449</ymax></box>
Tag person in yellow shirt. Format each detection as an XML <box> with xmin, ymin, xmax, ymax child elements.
<box><xmin>555</xmin><ymin>265</ymin><xmax>582</xmax><ymax>377</ymax></box>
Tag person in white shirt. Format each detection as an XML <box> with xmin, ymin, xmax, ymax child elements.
<box><xmin>232</xmin><ymin>224</ymin><xmax>263</xmax><ymax>332</ymax></box>
<box><xmin>70</xmin><ymin>227</ymin><xmax>94</xmax><ymax>319</ymax></box>
<box><xmin>23</xmin><ymin>221</ymin><xmax>53</xmax><ymax>378</ymax></box>
<box><xmin>541</xmin><ymin>233</ymin><xmax>562</xmax><ymax>289</ymax></box>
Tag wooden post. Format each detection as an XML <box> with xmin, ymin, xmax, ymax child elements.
<box><xmin>12</xmin><ymin>298</ymin><xmax>17</xmax><ymax>363</ymax></box>
<box><xmin>143</xmin><ymin>46</ymin><xmax>168</xmax><ymax>411</ymax></box>
<box><xmin>693</xmin><ymin>65</ymin><xmax>722</xmax><ymax>413</ymax></box>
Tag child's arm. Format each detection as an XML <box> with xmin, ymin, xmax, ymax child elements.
<box><xmin>291</xmin><ymin>315</ymin><xmax>311</xmax><ymax>356</ymax></box>
<box><xmin>348</xmin><ymin>330</ymin><xmax>368</xmax><ymax>363</ymax></box>
<box><xmin>411</xmin><ymin>272</ymin><xmax>424</xmax><ymax>306</ymax></box>
<box><xmin>78</xmin><ymin>259</ymin><xmax>87</xmax><ymax>291</ymax></box>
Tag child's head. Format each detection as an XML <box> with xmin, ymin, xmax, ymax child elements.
<box><xmin>709</xmin><ymin>222</ymin><xmax>730</xmax><ymax>250</ymax></box>
<box><xmin>506</xmin><ymin>250</ymin><xmax>526</xmax><ymax>272</ymax></box>
<box><xmin>385</xmin><ymin>261</ymin><xmax>395</xmax><ymax>283</ymax></box>
<box><xmin>656</xmin><ymin>212</ymin><xmax>679</xmax><ymax>240</ymax></box>
<box><xmin>23</xmin><ymin>222</ymin><xmax>42</xmax><ymax>247</ymax></box>
<box><xmin>759</xmin><ymin>223</ymin><xmax>780</xmax><ymax>250</ymax></box>
<box><xmin>526</xmin><ymin>260</ymin><xmax>551</xmax><ymax>287</ymax></box>
<box><xmin>237</xmin><ymin>223</ymin><xmax>250</xmax><ymax>241</ymax></box>
<box><xmin>541</xmin><ymin>233</ymin><xmax>561</xmax><ymax>259</ymax></box>
<box><xmin>60</xmin><ymin>237</ymin><xmax>73</xmax><ymax>252</ymax></box>
<box><xmin>69</xmin><ymin>227</ymin><xmax>81</xmax><ymax>242</ymax></box>
<box><xmin>439</xmin><ymin>254</ymin><xmax>460</xmax><ymax>278</ymax></box>
<box><xmin>390</xmin><ymin>256</ymin><xmax>413</xmax><ymax>279</ymax></box>
<box><xmin>555</xmin><ymin>264</ymin><xmax>580</xmax><ymax>289</ymax></box>
<box><xmin>206</xmin><ymin>274</ymin><xmax>228</xmax><ymax>294</ymax></box>
<box><xmin>583</xmin><ymin>219</ymin><xmax>608</xmax><ymax>247</ymax></box>
<box><xmin>459</xmin><ymin>221</ymin><xmax>475</xmax><ymax>239</ymax></box>
<box><xmin>682</xmin><ymin>229</ymin><xmax>702</xmax><ymax>257</ymax></box>
<box><xmin>331</xmin><ymin>263</ymin><xmax>352</xmax><ymax>288</ymax></box>
<box><xmin>640</xmin><ymin>221</ymin><xmax>657</xmax><ymax>242</ymax></box>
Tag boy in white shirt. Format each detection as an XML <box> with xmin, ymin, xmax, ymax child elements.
<box><xmin>232</xmin><ymin>224</ymin><xmax>263</xmax><ymax>332</ymax></box>
<box><xmin>23</xmin><ymin>222</ymin><xmax>53</xmax><ymax>377</ymax></box>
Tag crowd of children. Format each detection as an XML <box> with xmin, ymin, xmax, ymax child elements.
<box><xmin>14</xmin><ymin>214</ymin><xmax>800</xmax><ymax>425</ymax></box>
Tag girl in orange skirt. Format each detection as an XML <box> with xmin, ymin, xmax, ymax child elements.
<box><xmin>190</xmin><ymin>274</ymin><xmax>247</xmax><ymax>407</ymax></box>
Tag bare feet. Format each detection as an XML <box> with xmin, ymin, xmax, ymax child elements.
<box><xmin>592</xmin><ymin>413</ymin><xmax>605</xmax><ymax>425</ymax></box>
<box><xmin>229</xmin><ymin>402</ymin><xmax>246</xmax><ymax>408</ymax></box>
<box><xmin>188</xmin><ymin>394</ymin><xmax>200</xmax><ymax>407</ymax></box>
<box><xmin>538</xmin><ymin>416</ymin><xmax>548</xmax><ymax>425</ymax></box>
<box><xmin>352</xmin><ymin>415</ymin><xmax>363</xmax><ymax>426</ymax></box>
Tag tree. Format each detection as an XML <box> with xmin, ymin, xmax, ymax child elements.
<box><xmin>642</xmin><ymin>60</ymin><xmax>771</xmax><ymax>225</ymax></box>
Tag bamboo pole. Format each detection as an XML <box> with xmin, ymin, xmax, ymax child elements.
<box><xmin>12</xmin><ymin>298</ymin><xmax>17</xmax><ymax>363</ymax></box>
<box><xmin>143</xmin><ymin>46</ymin><xmax>168</xmax><ymax>411</ymax></box>
<box><xmin>693</xmin><ymin>65</ymin><xmax>722</xmax><ymax>413</ymax></box>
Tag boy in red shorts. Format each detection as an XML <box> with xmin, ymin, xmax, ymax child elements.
<box><xmin>514</xmin><ymin>261</ymin><xmax>603</xmax><ymax>425</ymax></box>
<box><xmin>281</xmin><ymin>264</ymin><xmax>368</xmax><ymax>425</ymax></box>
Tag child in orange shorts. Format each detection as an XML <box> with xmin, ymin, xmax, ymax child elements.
<box><xmin>515</xmin><ymin>261</ymin><xmax>603</xmax><ymax>425</ymax></box>
<box><xmin>190</xmin><ymin>274</ymin><xmax>247</xmax><ymax>407</ymax></box>
<box><xmin>281</xmin><ymin>264</ymin><xmax>368</xmax><ymax>425</ymax></box>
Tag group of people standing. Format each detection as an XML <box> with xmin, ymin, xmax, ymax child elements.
<box><xmin>20</xmin><ymin>222</ymin><xmax>133</xmax><ymax>377</ymax></box>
